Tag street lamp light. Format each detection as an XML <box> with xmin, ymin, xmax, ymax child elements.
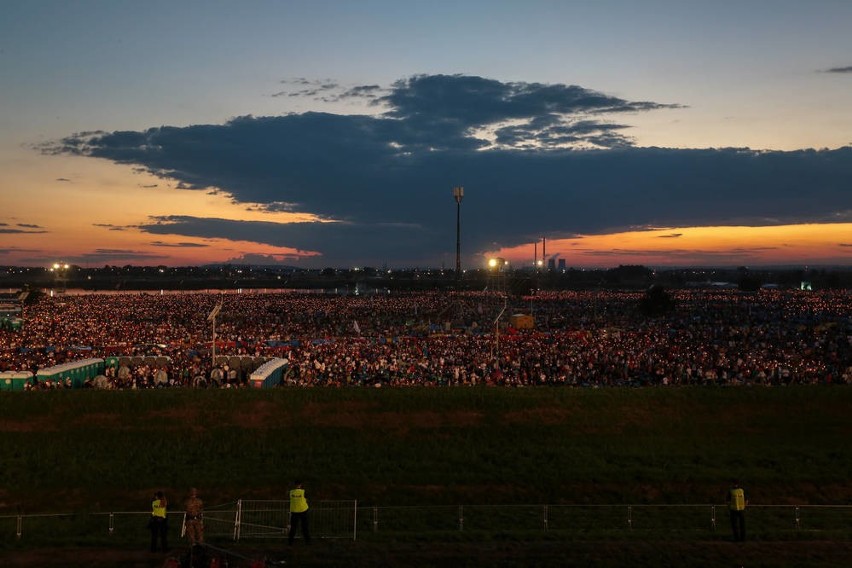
<box><xmin>453</xmin><ymin>186</ymin><xmax>464</xmax><ymax>282</ymax></box>
<box><xmin>49</xmin><ymin>262</ymin><xmax>70</xmax><ymax>294</ymax></box>
<box><xmin>487</xmin><ymin>257</ymin><xmax>508</xmax><ymax>294</ymax></box>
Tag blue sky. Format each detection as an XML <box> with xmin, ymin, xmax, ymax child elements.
<box><xmin>1</xmin><ymin>1</ymin><xmax>850</xmax><ymax>268</ymax></box>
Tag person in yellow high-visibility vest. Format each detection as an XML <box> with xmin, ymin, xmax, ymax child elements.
<box><xmin>288</xmin><ymin>480</ymin><xmax>311</xmax><ymax>545</ymax></box>
<box><xmin>727</xmin><ymin>480</ymin><xmax>748</xmax><ymax>541</ymax></box>
<box><xmin>149</xmin><ymin>490</ymin><xmax>169</xmax><ymax>553</ymax></box>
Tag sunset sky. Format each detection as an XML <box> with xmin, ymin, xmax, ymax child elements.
<box><xmin>1</xmin><ymin>0</ymin><xmax>850</xmax><ymax>269</ymax></box>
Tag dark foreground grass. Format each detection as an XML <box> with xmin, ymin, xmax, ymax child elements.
<box><xmin>2</xmin><ymin>386</ymin><xmax>851</xmax><ymax>509</ymax></box>
<box><xmin>1</xmin><ymin>386</ymin><xmax>851</xmax><ymax>565</ymax></box>
<box><xmin>5</xmin><ymin>538</ymin><xmax>852</xmax><ymax>568</ymax></box>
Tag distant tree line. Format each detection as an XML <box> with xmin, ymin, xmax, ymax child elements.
<box><xmin>0</xmin><ymin>263</ymin><xmax>849</xmax><ymax>292</ymax></box>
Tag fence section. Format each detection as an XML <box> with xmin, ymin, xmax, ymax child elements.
<box><xmin>4</xmin><ymin>504</ymin><xmax>852</xmax><ymax>543</ymax></box>
<box><xmin>236</xmin><ymin>500</ymin><xmax>357</xmax><ymax>541</ymax></box>
<box><xmin>359</xmin><ymin>504</ymin><xmax>852</xmax><ymax>536</ymax></box>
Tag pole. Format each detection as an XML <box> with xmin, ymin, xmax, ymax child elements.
<box><xmin>207</xmin><ymin>300</ymin><xmax>222</xmax><ymax>369</ymax></box>
<box><xmin>453</xmin><ymin>186</ymin><xmax>464</xmax><ymax>282</ymax></box>
<box><xmin>456</xmin><ymin>200</ymin><xmax>461</xmax><ymax>279</ymax></box>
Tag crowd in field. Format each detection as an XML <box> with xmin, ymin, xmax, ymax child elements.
<box><xmin>1</xmin><ymin>288</ymin><xmax>850</xmax><ymax>389</ymax></box>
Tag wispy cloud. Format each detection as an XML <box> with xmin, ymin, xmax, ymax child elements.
<box><xmin>0</xmin><ymin>227</ymin><xmax>48</xmax><ymax>234</ymax></box>
<box><xmin>150</xmin><ymin>241</ymin><xmax>209</xmax><ymax>248</ymax></box>
<box><xmin>272</xmin><ymin>78</ymin><xmax>340</xmax><ymax>99</ymax></box>
<box><xmin>69</xmin><ymin>249</ymin><xmax>168</xmax><ymax>262</ymax></box>
<box><xmin>824</xmin><ymin>65</ymin><xmax>852</xmax><ymax>73</ymax></box>
<box><xmin>93</xmin><ymin>223</ymin><xmax>127</xmax><ymax>231</ymax></box>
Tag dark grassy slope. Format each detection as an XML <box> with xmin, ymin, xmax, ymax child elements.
<box><xmin>1</xmin><ymin>386</ymin><xmax>850</xmax><ymax>513</ymax></box>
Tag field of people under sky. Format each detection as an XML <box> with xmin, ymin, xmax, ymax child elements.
<box><xmin>3</xmin><ymin>288</ymin><xmax>849</xmax><ymax>389</ymax></box>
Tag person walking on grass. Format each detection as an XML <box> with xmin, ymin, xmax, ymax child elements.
<box><xmin>727</xmin><ymin>480</ymin><xmax>748</xmax><ymax>542</ymax></box>
<box><xmin>288</xmin><ymin>480</ymin><xmax>310</xmax><ymax>545</ymax></box>
<box><xmin>149</xmin><ymin>490</ymin><xmax>169</xmax><ymax>553</ymax></box>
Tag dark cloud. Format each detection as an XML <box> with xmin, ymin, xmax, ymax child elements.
<box><xmin>340</xmin><ymin>85</ymin><xmax>383</xmax><ymax>100</ymax></box>
<box><xmin>93</xmin><ymin>223</ymin><xmax>127</xmax><ymax>231</ymax></box>
<box><xmin>0</xmin><ymin>227</ymin><xmax>48</xmax><ymax>234</ymax></box>
<box><xmin>56</xmin><ymin>177</ymin><xmax>72</xmax><ymax>182</ymax></box>
<box><xmin>17</xmin><ymin>223</ymin><xmax>43</xmax><ymax>229</ymax></box>
<box><xmin>825</xmin><ymin>66</ymin><xmax>852</xmax><ymax>73</ymax></box>
<box><xmin>247</xmin><ymin>201</ymin><xmax>298</xmax><ymax>213</ymax></box>
<box><xmin>224</xmin><ymin>253</ymin><xmax>311</xmax><ymax>265</ymax></box>
<box><xmin>272</xmin><ymin>78</ymin><xmax>340</xmax><ymax>99</ymax></box>
<box><xmin>657</xmin><ymin>233</ymin><xmax>683</xmax><ymax>238</ymax></box>
<box><xmin>0</xmin><ymin>248</ymin><xmax>45</xmax><ymax>258</ymax></box>
<box><xmin>579</xmin><ymin>247</ymin><xmax>777</xmax><ymax>261</ymax></box>
<box><xmin>150</xmin><ymin>241</ymin><xmax>209</xmax><ymax>248</ymax></box>
<box><xmin>138</xmin><ymin>215</ymin><xmax>438</xmax><ymax>267</ymax></box>
<box><xmin>68</xmin><ymin>249</ymin><xmax>167</xmax><ymax>262</ymax></box>
<box><xmin>42</xmin><ymin>74</ymin><xmax>852</xmax><ymax>267</ymax></box>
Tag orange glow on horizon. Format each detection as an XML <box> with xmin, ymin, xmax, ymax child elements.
<box><xmin>489</xmin><ymin>224</ymin><xmax>852</xmax><ymax>268</ymax></box>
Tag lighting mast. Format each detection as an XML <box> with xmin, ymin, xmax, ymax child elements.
<box><xmin>453</xmin><ymin>186</ymin><xmax>464</xmax><ymax>281</ymax></box>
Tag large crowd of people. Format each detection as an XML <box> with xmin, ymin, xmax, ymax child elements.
<box><xmin>1</xmin><ymin>288</ymin><xmax>849</xmax><ymax>389</ymax></box>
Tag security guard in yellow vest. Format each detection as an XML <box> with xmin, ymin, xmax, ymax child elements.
<box><xmin>727</xmin><ymin>480</ymin><xmax>748</xmax><ymax>541</ymax></box>
<box><xmin>288</xmin><ymin>480</ymin><xmax>311</xmax><ymax>545</ymax></box>
<box><xmin>149</xmin><ymin>491</ymin><xmax>169</xmax><ymax>552</ymax></box>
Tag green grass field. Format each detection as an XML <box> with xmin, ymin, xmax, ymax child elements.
<box><xmin>1</xmin><ymin>386</ymin><xmax>851</xmax><ymax>566</ymax></box>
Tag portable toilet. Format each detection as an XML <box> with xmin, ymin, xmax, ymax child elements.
<box><xmin>10</xmin><ymin>371</ymin><xmax>33</xmax><ymax>391</ymax></box>
<box><xmin>0</xmin><ymin>371</ymin><xmax>14</xmax><ymax>391</ymax></box>
<box><xmin>36</xmin><ymin>365</ymin><xmax>60</xmax><ymax>387</ymax></box>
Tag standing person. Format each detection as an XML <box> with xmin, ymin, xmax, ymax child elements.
<box><xmin>727</xmin><ymin>480</ymin><xmax>748</xmax><ymax>542</ymax></box>
<box><xmin>149</xmin><ymin>491</ymin><xmax>169</xmax><ymax>553</ymax></box>
<box><xmin>183</xmin><ymin>487</ymin><xmax>204</xmax><ymax>546</ymax></box>
<box><xmin>288</xmin><ymin>480</ymin><xmax>310</xmax><ymax>545</ymax></box>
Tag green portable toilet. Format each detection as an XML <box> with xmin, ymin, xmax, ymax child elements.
<box><xmin>70</xmin><ymin>366</ymin><xmax>83</xmax><ymax>388</ymax></box>
<box><xmin>36</xmin><ymin>366</ymin><xmax>59</xmax><ymax>387</ymax></box>
<box><xmin>0</xmin><ymin>371</ymin><xmax>14</xmax><ymax>391</ymax></box>
<box><xmin>88</xmin><ymin>359</ymin><xmax>105</xmax><ymax>385</ymax></box>
<box><xmin>71</xmin><ymin>359</ymin><xmax>104</xmax><ymax>387</ymax></box>
<box><xmin>36</xmin><ymin>359</ymin><xmax>105</xmax><ymax>389</ymax></box>
<box><xmin>10</xmin><ymin>372</ymin><xmax>33</xmax><ymax>391</ymax></box>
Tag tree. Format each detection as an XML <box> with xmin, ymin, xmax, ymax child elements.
<box><xmin>639</xmin><ymin>284</ymin><xmax>674</xmax><ymax>317</ymax></box>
